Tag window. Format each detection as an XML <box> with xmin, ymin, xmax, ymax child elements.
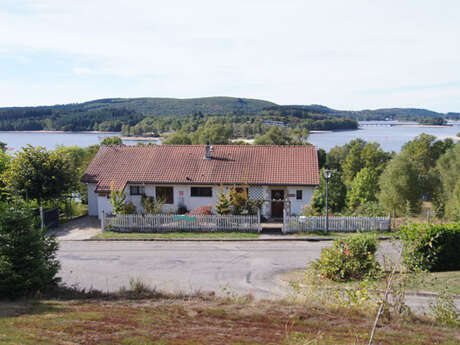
<box><xmin>130</xmin><ymin>186</ymin><xmax>145</xmax><ymax>196</ymax></box>
<box><xmin>296</xmin><ymin>190</ymin><xmax>303</xmax><ymax>200</ymax></box>
<box><xmin>156</xmin><ymin>186</ymin><xmax>174</xmax><ymax>204</ymax></box>
<box><xmin>191</xmin><ymin>187</ymin><xmax>213</xmax><ymax>197</ymax></box>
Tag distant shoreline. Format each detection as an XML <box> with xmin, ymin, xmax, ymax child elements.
<box><xmin>0</xmin><ymin>130</ymin><xmax>120</xmax><ymax>134</ymax></box>
<box><xmin>392</xmin><ymin>124</ymin><xmax>453</xmax><ymax>128</ymax></box>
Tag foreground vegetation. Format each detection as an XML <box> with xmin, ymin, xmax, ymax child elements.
<box><xmin>0</xmin><ymin>289</ymin><xmax>458</xmax><ymax>345</ymax></box>
<box><xmin>283</xmin><ymin>269</ymin><xmax>460</xmax><ymax>296</ymax></box>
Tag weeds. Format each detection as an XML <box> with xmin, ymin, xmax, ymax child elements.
<box><xmin>429</xmin><ymin>290</ymin><xmax>459</xmax><ymax>327</ymax></box>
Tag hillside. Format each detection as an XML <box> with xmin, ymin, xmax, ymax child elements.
<box><xmin>79</xmin><ymin>97</ymin><xmax>276</xmax><ymax>116</ymax></box>
<box><xmin>0</xmin><ymin>96</ymin><xmax>457</xmax><ymax>132</ymax></box>
<box><xmin>291</xmin><ymin>104</ymin><xmax>448</xmax><ymax>121</ymax></box>
<box><xmin>0</xmin><ymin>97</ymin><xmax>276</xmax><ymax>131</ymax></box>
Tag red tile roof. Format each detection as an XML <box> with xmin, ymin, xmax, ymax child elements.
<box><xmin>82</xmin><ymin>145</ymin><xmax>319</xmax><ymax>192</ymax></box>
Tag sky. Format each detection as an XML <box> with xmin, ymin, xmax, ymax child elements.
<box><xmin>1</xmin><ymin>0</ymin><xmax>459</xmax><ymax>112</ymax></box>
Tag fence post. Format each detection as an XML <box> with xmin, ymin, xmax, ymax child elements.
<box><xmin>283</xmin><ymin>207</ymin><xmax>287</xmax><ymax>234</ymax></box>
<box><xmin>257</xmin><ymin>208</ymin><xmax>261</xmax><ymax>233</ymax></box>
<box><xmin>39</xmin><ymin>207</ymin><xmax>44</xmax><ymax>231</ymax></box>
<box><xmin>101</xmin><ymin>210</ymin><xmax>105</xmax><ymax>232</ymax></box>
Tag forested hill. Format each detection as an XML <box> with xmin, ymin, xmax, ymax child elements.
<box><xmin>80</xmin><ymin>97</ymin><xmax>276</xmax><ymax>116</ymax></box>
<box><xmin>0</xmin><ymin>97</ymin><xmax>276</xmax><ymax>131</ymax></box>
<box><xmin>0</xmin><ymin>95</ymin><xmax>456</xmax><ymax>132</ymax></box>
<box><xmin>290</xmin><ymin>105</ymin><xmax>459</xmax><ymax>121</ymax></box>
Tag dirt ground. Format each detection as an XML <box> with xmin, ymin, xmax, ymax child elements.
<box><xmin>48</xmin><ymin>216</ymin><xmax>102</xmax><ymax>240</ymax></box>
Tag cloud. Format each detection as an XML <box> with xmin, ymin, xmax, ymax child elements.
<box><xmin>0</xmin><ymin>0</ymin><xmax>459</xmax><ymax>112</ymax></box>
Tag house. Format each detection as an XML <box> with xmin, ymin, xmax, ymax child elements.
<box><xmin>81</xmin><ymin>145</ymin><xmax>320</xmax><ymax>220</ymax></box>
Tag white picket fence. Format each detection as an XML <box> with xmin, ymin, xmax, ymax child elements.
<box><xmin>285</xmin><ymin>216</ymin><xmax>391</xmax><ymax>233</ymax></box>
<box><xmin>103</xmin><ymin>213</ymin><xmax>259</xmax><ymax>233</ymax></box>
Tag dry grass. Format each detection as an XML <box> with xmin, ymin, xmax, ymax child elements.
<box><xmin>0</xmin><ymin>295</ymin><xmax>458</xmax><ymax>345</ymax></box>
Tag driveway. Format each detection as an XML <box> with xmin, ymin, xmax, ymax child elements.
<box><xmin>49</xmin><ymin>216</ymin><xmax>101</xmax><ymax>240</ymax></box>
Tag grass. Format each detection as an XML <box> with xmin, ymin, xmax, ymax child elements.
<box><xmin>294</xmin><ymin>231</ymin><xmax>395</xmax><ymax>238</ymax></box>
<box><xmin>0</xmin><ymin>294</ymin><xmax>458</xmax><ymax>345</ymax></box>
<box><xmin>282</xmin><ymin>269</ymin><xmax>460</xmax><ymax>295</ymax></box>
<box><xmin>93</xmin><ymin>231</ymin><xmax>260</xmax><ymax>239</ymax></box>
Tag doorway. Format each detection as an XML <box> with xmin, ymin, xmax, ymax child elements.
<box><xmin>271</xmin><ymin>190</ymin><xmax>284</xmax><ymax>218</ymax></box>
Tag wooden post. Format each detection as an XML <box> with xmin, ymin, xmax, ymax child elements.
<box><xmin>282</xmin><ymin>207</ymin><xmax>287</xmax><ymax>234</ymax></box>
<box><xmin>257</xmin><ymin>208</ymin><xmax>261</xmax><ymax>233</ymax></box>
<box><xmin>39</xmin><ymin>207</ymin><xmax>44</xmax><ymax>231</ymax></box>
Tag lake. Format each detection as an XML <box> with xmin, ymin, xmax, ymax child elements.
<box><xmin>0</xmin><ymin>121</ymin><xmax>459</xmax><ymax>153</ymax></box>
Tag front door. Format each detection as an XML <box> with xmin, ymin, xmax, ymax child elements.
<box><xmin>271</xmin><ymin>190</ymin><xmax>284</xmax><ymax>218</ymax></box>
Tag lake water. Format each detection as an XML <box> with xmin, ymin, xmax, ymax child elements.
<box><xmin>0</xmin><ymin>121</ymin><xmax>459</xmax><ymax>153</ymax></box>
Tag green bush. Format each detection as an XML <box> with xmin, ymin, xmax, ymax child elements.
<box><xmin>399</xmin><ymin>223</ymin><xmax>460</xmax><ymax>272</ymax></box>
<box><xmin>120</xmin><ymin>202</ymin><xmax>137</xmax><ymax>214</ymax></box>
<box><xmin>312</xmin><ymin>233</ymin><xmax>380</xmax><ymax>281</ymax></box>
<box><xmin>0</xmin><ymin>203</ymin><xmax>60</xmax><ymax>299</ymax></box>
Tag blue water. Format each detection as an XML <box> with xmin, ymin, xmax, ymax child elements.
<box><xmin>308</xmin><ymin>121</ymin><xmax>460</xmax><ymax>152</ymax></box>
<box><xmin>0</xmin><ymin>121</ymin><xmax>458</xmax><ymax>153</ymax></box>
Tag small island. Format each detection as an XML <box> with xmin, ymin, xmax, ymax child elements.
<box><xmin>418</xmin><ymin>117</ymin><xmax>452</xmax><ymax>126</ymax></box>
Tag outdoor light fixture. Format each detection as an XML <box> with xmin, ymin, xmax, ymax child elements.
<box><xmin>323</xmin><ymin>169</ymin><xmax>332</xmax><ymax>233</ymax></box>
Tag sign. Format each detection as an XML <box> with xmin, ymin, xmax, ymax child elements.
<box><xmin>299</xmin><ymin>216</ymin><xmax>307</xmax><ymax>223</ymax></box>
<box><xmin>288</xmin><ymin>193</ymin><xmax>295</xmax><ymax>197</ymax></box>
<box><xmin>173</xmin><ymin>215</ymin><xmax>196</xmax><ymax>222</ymax></box>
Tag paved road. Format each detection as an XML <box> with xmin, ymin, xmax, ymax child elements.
<box><xmin>57</xmin><ymin>241</ymin><xmax>458</xmax><ymax>314</ymax></box>
<box><xmin>58</xmin><ymin>241</ymin><xmax>331</xmax><ymax>298</ymax></box>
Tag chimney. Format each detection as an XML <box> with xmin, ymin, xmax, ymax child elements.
<box><xmin>204</xmin><ymin>144</ymin><xmax>213</xmax><ymax>159</ymax></box>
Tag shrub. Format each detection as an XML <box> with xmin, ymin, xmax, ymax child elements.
<box><xmin>188</xmin><ymin>205</ymin><xmax>212</xmax><ymax>215</ymax></box>
<box><xmin>141</xmin><ymin>196</ymin><xmax>164</xmax><ymax>214</ymax></box>
<box><xmin>0</xmin><ymin>203</ymin><xmax>60</xmax><ymax>299</ymax></box>
<box><xmin>176</xmin><ymin>204</ymin><xmax>188</xmax><ymax>214</ymax></box>
<box><xmin>352</xmin><ymin>201</ymin><xmax>387</xmax><ymax>217</ymax></box>
<box><xmin>312</xmin><ymin>233</ymin><xmax>380</xmax><ymax>282</ymax></box>
<box><xmin>399</xmin><ymin>223</ymin><xmax>460</xmax><ymax>272</ymax></box>
<box><xmin>120</xmin><ymin>202</ymin><xmax>137</xmax><ymax>214</ymax></box>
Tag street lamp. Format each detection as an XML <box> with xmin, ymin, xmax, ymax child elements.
<box><xmin>323</xmin><ymin>169</ymin><xmax>332</xmax><ymax>233</ymax></box>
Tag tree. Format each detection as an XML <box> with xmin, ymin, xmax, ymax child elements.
<box><xmin>401</xmin><ymin>134</ymin><xmax>453</xmax><ymax>199</ymax></box>
<box><xmin>0</xmin><ymin>141</ymin><xmax>6</xmax><ymax>153</ymax></box>
<box><xmin>162</xmin><ymin>131</ymin><xmax>192</xmax><ymax>145</ymax></box>
<box><xmin>342</xmin><ymin>140</ymin><xmax>366</xmax><ymax>184</ymax></box>
<box><xmin>215</xmin><ymin>190</ymin><xmax>231</xmax><ymax>215</ymax></box>
<box><xmin>378</xmin><ymin>154</ymin><xmax>422</xmax><ymax>216</ymax></box>
<box><xmin>229</xmin><ymin>187</ymin><xmax>248</xmax><ymax>215</ymax></box>
<box><xmin>101</xmin><ymin>136</ymin><xmax>123</xmax><ymax>145</ymax></box>
<box><xmin>0</xmin><ymin>203</ymin><xmax>60</xmax><ymax>299</ymax></box>
<box><xmin>311</xmin><ymin>169</ymin><xmax>347</xmax><ymax>214</ymax></box>
<box><xmin>254</xmin><ymin>126</ymin><xmax>300</xmax><ymax>145</ymax></box>
<box><xmin>190</xmin><ymin>123</ymin><xmax>232</xmax><ymax>144</ymax></box>
<box><xmin>347</xmin><ymin>167</ymin><xmax>379</xmax><ymax>209</ymax></box>
<box><xmin>317</xmin><ymin>148</ymin><xmax>327</xmax><ymax>169</ymax></box>
<box><xmin>0</xmin><ymin>152</ymin><xmax>11</xmax><ymax>200</ymax></box>
<box><xmin>3</xmin><ymin>146</ymin><xmax>76</xmax><ymax>206</ymax></box>
<box><xmin>110</xmin><ymin>183</ymin><xmax>126</xmax><ymax>215</ymax></box>
<box><xmin>54</xmin><ymin>145</ymin><xmax>99</xmax><ymax>202</ymax></box>
<box><xmin>436</xmin><ymin>142</ymin><xmax>460</xmax><ymax>219</ymax></box>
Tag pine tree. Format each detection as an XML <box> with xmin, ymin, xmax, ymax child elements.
<box><xmin>215</xmin><ymin>191</ymin><xmax>231</xmax><ymax>215</ymax></box>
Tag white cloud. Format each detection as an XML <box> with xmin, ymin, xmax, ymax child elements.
<box><xmin>0</xmin><ymin>0</ymin><xmax>459</xmax><ymax>111</ymax></box>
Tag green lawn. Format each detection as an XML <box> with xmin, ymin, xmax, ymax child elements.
<box><xmin>294</xmin><ymin>231</ymin><xmax>395</xmax><ymax>238</ymax></box>
<box><xmin>283</xmin><ymin>269</ymin><xmax>460</xmax><ymax>295</ymax></box>
<box><xmin>93</xmin><ymin>231</ymin><xmax>260</xmax><ymax>239</ymax></box>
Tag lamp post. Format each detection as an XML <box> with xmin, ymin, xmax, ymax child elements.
<box><xmin>323</xmin><ymin>169</ymin><xmax>332</xmax><ymax>233</ymax></box>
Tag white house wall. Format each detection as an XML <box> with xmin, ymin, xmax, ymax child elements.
<box><xmin>97</xmin><ymin>195</ymin><xmax>113</xmax><ymax>220</ymax></box>
<box><xmin>287</xmin><ymin>186</ymin><xmax>315</xmax><ymax>215</ymax></box>
<box><xmin>87</xmin><ymin>183</ymin><xmax>98</xmax><ymax>216</ymax></box>
<box><xmin>98</xmin><ymin>184</ymin><xmax>316</xmax><ymax>219</ymax></box>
